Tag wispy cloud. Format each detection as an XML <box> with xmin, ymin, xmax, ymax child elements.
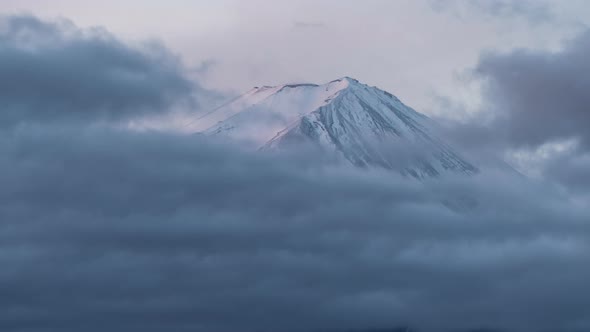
<box><xmin>293</xmin><ymin>21</ymin><xmax>326</xmax><ymax>29</ymax></box>
<box><xmin>428</xmin><ymin>0</ymin><xmax>554</xmax><ymax>23</ymax></box>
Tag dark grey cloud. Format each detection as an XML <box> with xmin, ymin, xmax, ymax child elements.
<box><xmin>191</xmin><ymin>58</ymin><xmax>218</xmax><ymax>76</ymax></box>
<box><xmin>474</xmin><ymin>30</ymin><xmax>590</xmax><ymax>151</ymax></box>
<box><xmin>1</xmin><ymin>124</ymin><xmax>590</xmax><ymax>332</ymax></box>
<box><xmin>538</xmin><ymin>146</ymin><xmax>590</xmax><ymax>195</ymax></box>
<box><xmin>429</xmin><ymin>0</ymin><xmax>553</xmax><ymax>23</ymax></box>
<box><xmin>0</xmin><ymin>15</ymin><xmax>195</xmax><ymax>126</ymax></box>
<box><xmin>433</xmin><ymin>28</ymin><xmax>590</xmax><ymax>193</ymax></box>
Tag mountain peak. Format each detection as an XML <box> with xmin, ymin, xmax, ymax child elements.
<box><xmin>252</xmin><ymin>77</ymin><xmax>361</xmax><ymax>94</ymax></box>
<box><xmin>197</xmin><ymin>78</ymin><xmax>478</xmax><ymax>177</ymax></box>
<box><xmin>329</xmin><ymin>76</ymin><xmax>360</xmax><ymax>84</ymax></box>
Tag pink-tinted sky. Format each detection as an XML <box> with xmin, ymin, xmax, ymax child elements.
<box><xmin>1</xmin><ymin>0</ymin><xmax>589</xmax><ymax>113</ymax></box>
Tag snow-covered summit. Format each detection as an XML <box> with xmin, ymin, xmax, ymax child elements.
<box><xmin>192</xmin><ymin>77</ymin><xmax>351</xmax><ymax>143</ymax></box>
<box><xmin>195</xmin><ymin>77</ymin><xmax>477</xmax><ymax>178</ymax></box>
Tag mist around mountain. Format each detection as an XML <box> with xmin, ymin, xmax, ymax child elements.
<box><xmin>2</xmin><ymin>13</ymin><xmax>590</xmax><ymax>332</ymax></box>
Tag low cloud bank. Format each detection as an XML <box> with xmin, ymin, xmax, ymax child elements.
<box><xmin>1</xmin><ymin>126</ymin><xmax>589</xmax><ymax>332</ymax></box>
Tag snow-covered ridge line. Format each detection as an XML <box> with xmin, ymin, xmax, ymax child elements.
<box><xmin>197</xmin><ymin>77</ymin><xmax>477</xmax><ymax>178</ymax></box>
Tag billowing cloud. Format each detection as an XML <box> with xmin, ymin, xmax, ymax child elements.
<box><xmin>1</xmin><ymin>125</ymin><xmax>590</xmax><ymax>332</ymax></box>
<box><xmin>475</xmin><ymin>30</ymin><xmax>590</xmax><ymax>151</ymax></box>
<box><xmin>0</xmin><ymin>15</ymin><xmax>196</xmax><ymax>126</ymax></box>
<box><xmin>440</xmin><ymin>28</ymin><xmax>590</xmax><ymax>195</ymax></box>
<box><xmin>536</xmin><ymin>143</ymin><xmax>590</xmax><ymax>195</ymax></box>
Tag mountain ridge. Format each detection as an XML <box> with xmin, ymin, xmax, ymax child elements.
<box><xmin>197</xmin><ymin>77</ymin><xmax>478</xmax><ymax>178</ymax></box>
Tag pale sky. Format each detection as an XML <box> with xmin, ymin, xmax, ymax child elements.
<box><xmin>2</xmin><ymin>0</ymin><xmax>589</xmax><ymax>113</ymax></box>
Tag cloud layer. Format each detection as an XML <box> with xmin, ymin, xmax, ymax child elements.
<box><xmin>436</xmin><ymin>26</ymin><xmax>590</xmax><ymax>196</ymax></box>
<box><xmin>2</xmin><ymin>126</ymin><xmax>590</xmax><ymax>332</ymax></box>
<box><xmin>476</xmin><ymin>30</ymin><xmax>590</xmax><ymax>151</ymax></box>
<box><xmin>0</xmin><ymin>15</ymin><xmax>195</xmax><ymax>126</ymax></box>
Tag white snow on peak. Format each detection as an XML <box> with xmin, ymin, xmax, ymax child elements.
<box><xmin>193</xmin><ymin>78</ymin><xmax>356</xmax><ymax>144</ymax></box>
<box><xmin>192</xmin><ymin>77</ymin><xmax>477</xmax><ymax>177</ymax></box>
